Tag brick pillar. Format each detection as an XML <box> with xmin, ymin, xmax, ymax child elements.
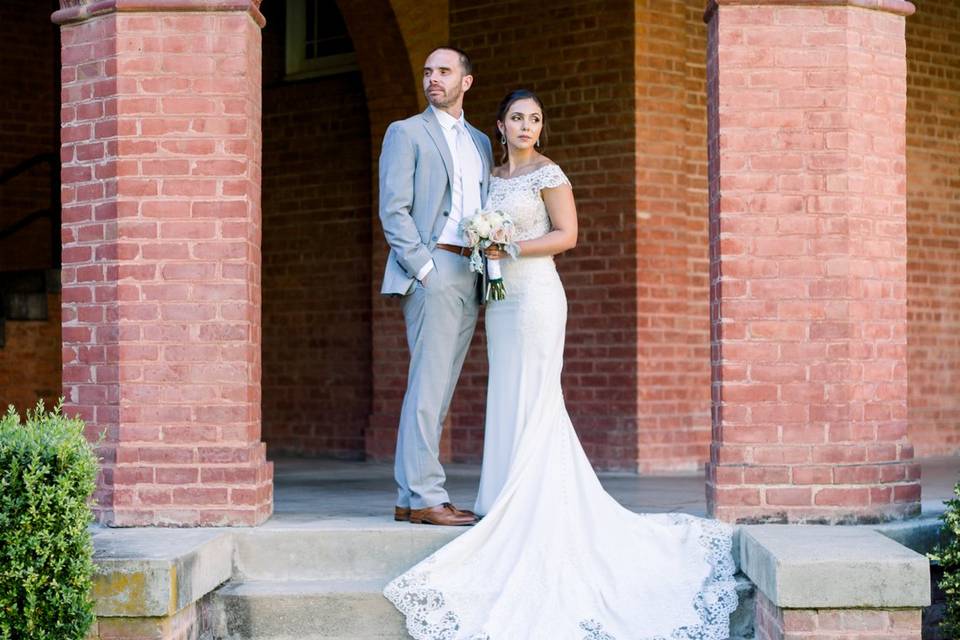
<box><xmin>53</xmin><ymin>0</ymin><xmax>272</xmax><ymax>526</ymax></box>
<box><xmin>705</xmin><ymin>0</ymin><xmax>920</xmax><ymax>523</ymax></box>
<box><xmin>756</xmin><ymin>592</ymin><xmax>922</xmax><ymax>640</ymax></box>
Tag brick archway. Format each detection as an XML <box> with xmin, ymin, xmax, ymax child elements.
<box><xmin>49</xmin><ymin>0</ymin><xmax>932</xmax><ymax>528</ymax></box>
<box><xmin>333</xmin><ymin>0</ymin><xmax>452</xmax><ymax>460</ymax></box>
<box><xmin>336</xmin><ymin>0</ymin><xmax>422</xmax><ymax>138</ymax></box>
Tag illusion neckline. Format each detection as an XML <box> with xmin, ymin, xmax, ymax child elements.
<box><xmin>490</xmin><ymin>163</ymin><xmax>557</xmax><ymax>182</ymax></box>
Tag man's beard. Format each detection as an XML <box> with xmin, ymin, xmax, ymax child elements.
<box><xmin>426</xmin><ymin>85</ymin><xmax>462</xmax><ymax>108</ymax></box>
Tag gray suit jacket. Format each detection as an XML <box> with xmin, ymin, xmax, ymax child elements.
<box><xmin>379</xmin><ymin>107</ymin><xmax>494</xmax><ymax>296</ymax></box>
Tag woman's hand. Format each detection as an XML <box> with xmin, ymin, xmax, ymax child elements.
<box><xmin>484</xmin><ymin>245</ymin><xmax>506</xmax><ymax>260</ymax></box>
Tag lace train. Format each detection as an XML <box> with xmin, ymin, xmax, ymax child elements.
<box><xmin>384</xmin><ymin>513</ymin><xmax>737</xmax><ymax>640</ymax></box>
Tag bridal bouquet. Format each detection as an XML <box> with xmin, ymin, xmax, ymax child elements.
<box><xmin>459</xmin><ymin>209</ymin><xmax>519</xmax><ymax>301</ymax></box>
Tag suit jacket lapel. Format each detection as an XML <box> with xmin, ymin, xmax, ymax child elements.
<box><xmin>420</xmin><ymin>108</ymin><xmax>455</xmax><ymax>189</ymax></box>
<box><xmin>466</xmin><ymin>123</ymin><xmax>491</xmax><ymax>202</ymax></box>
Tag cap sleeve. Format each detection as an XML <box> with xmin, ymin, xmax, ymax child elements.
<box><xmin>536</xmin><ymin>164</ymin><xmax>571</xmax><ymax>190</ymax></box>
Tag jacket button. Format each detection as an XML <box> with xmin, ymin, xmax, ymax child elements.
<box><xmin>442</xmin><ymin>211</ymin><xmax>449</xmax><ymax>217</ymax></box>
<box><xmin>431</xmin><ymin>235</ymin><xmax>438</xmax><ymax>242</ymax></box>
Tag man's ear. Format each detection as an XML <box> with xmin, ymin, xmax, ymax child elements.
<box><xmin>462</xmin><ymin>74</ymin><xmax>474</xmax><ymax>92</ymax></box>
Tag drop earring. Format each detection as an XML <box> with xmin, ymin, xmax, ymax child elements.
<box><xmin>500</xmin><ymin>133</ymin><xmax>506</xmax><ymax>145</ymax></box>
<box><xmin>535</xmin><ymin>139</ymin><xmax>541</xmax><ymax>148</ymax></box>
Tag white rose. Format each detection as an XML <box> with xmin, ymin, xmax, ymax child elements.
<box><xmin>472</xmin><ymin>216</ymin><xmax>491</xmax><ymax>238</ymax></box>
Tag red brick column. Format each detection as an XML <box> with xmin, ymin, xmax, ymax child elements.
<box><xmin>705</xmin><ymin>0</ymin><xmax>920</xmax><ymax>523</ymax></box>
<box><xmin>756</xmin><ymin>592</ymin><xmax>922</xmax><ymax>640</ymax></box>
<box><xmin>53</xmin><ymin>0</ymin><xmax>272</xmax><ymax>526</ymax></box>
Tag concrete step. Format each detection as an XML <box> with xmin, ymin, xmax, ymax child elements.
<box><xmin>208</xmin><ymin>573</ymin><xmax>755</xmax><ymax>640</ymax></box>
<box><xmin>231</xmin><ymin>522</ymin><xmax>465</xmax><ymax>581</ymax></box>
<box><xmin>208</xmin><ymin>579</ymin><xmax>405</xmax><ymax>640</ymax></box>
<box><xmin>222</xmin><ymin>522</ymin><xmax>754</xmax><ymax>638</ymax></box>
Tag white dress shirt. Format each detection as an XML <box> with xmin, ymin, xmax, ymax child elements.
<box><xmin>417</xmin><ymin>105</ymin><xmax>484</xmax><ymax>281</ymax></box>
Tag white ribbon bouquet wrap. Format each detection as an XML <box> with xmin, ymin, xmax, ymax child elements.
<box><xmin>459</xmin><ymin>209</ymin><xmax>519</xmax><ymax>301</ymax></box>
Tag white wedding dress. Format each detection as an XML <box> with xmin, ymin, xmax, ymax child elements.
<box><xmin>384</xmin><ymin>164</ymin><xmax>738</xmax><ymax>640</ymax></box>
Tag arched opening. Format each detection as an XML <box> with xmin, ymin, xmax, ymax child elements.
<box><xmin>259</xmin><ymin>0</ymin><xmax>378</xmax><ymax>459</ymax></box>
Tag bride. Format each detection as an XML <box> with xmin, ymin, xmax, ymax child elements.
<box><xmin>384</xmin><ymin>89</ymin><xmax>738</xmax><ymax>640</ymax></box>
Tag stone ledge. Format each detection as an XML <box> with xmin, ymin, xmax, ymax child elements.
<box><xmin>91</xmin><ymin>526</ymin><xmax>232</xmax><ymax>617</ymax></box>
<box><xmin>739</xmin><ymin>524</ymin><xmax>930</xmax><ymax>609</ymax></box>
<box><xmin>51</xmin><ymin>0</ymin><xmax>266</xmax><ymax>28</ymax></box>
<box><xmin>704</xmin><ymin>0</ymin><xmax>917</xmax><ymax>23</ymax></box>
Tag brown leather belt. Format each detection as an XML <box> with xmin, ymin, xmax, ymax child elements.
<box><xmin>435</xmin><ymin>243</ymin><xmax>472</xmax><ymax>257</ymax></box>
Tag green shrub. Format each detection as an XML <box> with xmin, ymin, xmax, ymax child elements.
<box><xmin>931</xmin><ymin>479</ymin><xmax>960</xmax><ymax>639</ymax></box>
<box><xmin>0</xmin><ymin>400</ymin><xmax>97</xmax><ymax>640</ymax></box>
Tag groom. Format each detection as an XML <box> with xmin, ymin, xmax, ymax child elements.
<box><xmin>378</xmin><ymin>47</ymin><xmax>493</xmax><ymax>526</ymax></box>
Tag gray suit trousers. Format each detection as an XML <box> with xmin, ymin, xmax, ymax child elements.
<box><xmin>396</xmin><ymin>248</ymin><xmax>479</xmax><ymax>509</ymax></box>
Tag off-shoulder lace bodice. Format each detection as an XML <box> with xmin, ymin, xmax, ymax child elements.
<box><xmin>486</xmin><ymin>163</ymin><xmax>570</xmax><ymax>241</ymax></box>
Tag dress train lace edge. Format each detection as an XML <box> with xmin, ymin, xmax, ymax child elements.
<box><xmin>382</xmin><ymin>515</ymin><xmax>739</xmax><ymax>640</ymax></box>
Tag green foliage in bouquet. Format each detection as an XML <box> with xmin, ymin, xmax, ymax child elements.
<box><xmin>931</xmin><ymin>479</ymin><xmax>960</xmax><ymax>639</ymax></box>
<box><xmin>0</xmin><ymin>400</ymin><xmax>97</xmax><ymax>640</ymax></box>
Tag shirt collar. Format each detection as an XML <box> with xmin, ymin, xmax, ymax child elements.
<box><xmin>430</xmin><ymin>104</ymin><xmax>466</xmax><ymax>131</ymax></box>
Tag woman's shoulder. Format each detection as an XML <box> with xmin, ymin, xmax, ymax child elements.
<box><xmin>529</xmin><ymin>156</ymin><xmax>558</xmax><ymax>173</ymax></box>
<box><xmin>533</xmin><ymin>155</ymin><xmax>555</xmax><ymax>166</ymax></box>
<box><xmin>491</xmin><ymin>156</ymin><xmax>564</xmax><ymax>180</ymax></box>
<box><xmin>532</xmin><ymin>159</ymin><xmax>570</xmax><ymax>189</ymax></box>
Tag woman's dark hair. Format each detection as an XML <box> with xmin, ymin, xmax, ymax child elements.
<box><xmin>494</xmin><ymin>89</ymin><xmax>547</xmax><ymax>164</ymax></box>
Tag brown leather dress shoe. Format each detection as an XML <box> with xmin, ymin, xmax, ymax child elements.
<box><xmin>451</xmin><ymin>505</ymin><xmax>477</xmax><ymax>519</ymax></box>
<box><xmin>394</xmin><ymin>506</ymin><xmax>411</xmax><ymax>522</ymax></box>
<box><xmin>409</xmin><ymin>502</ymin><xmax>478</xmax><ymax>526</ymax></box>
